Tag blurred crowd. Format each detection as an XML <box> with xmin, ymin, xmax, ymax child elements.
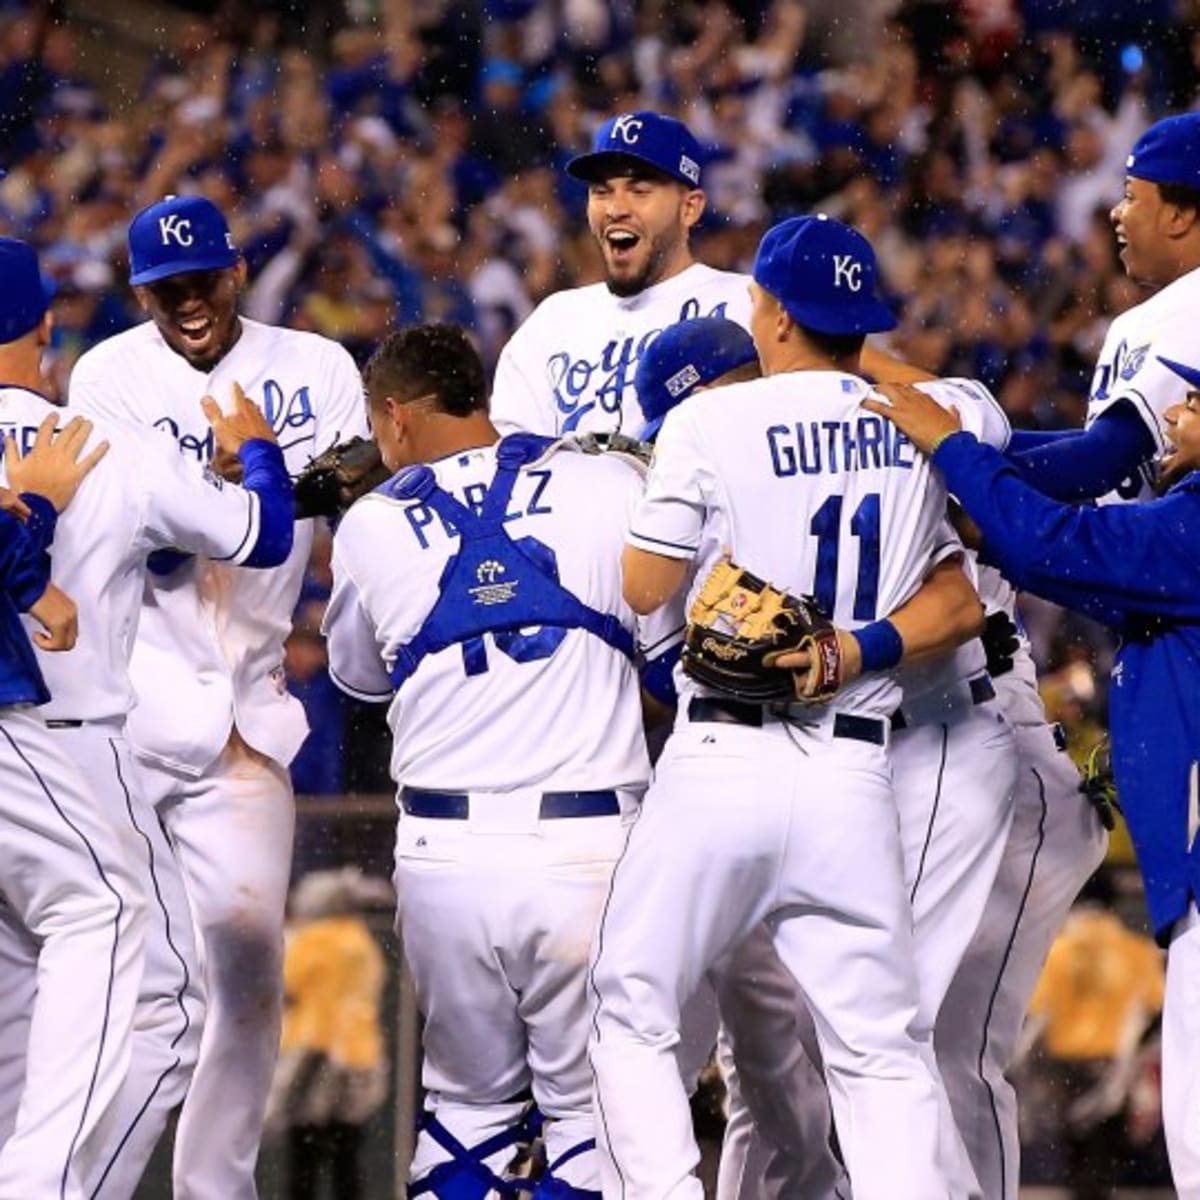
<box><xmin>3</xmin><ymin>0</ymin><xmax>1198</xmax><ymax>797</ymax></box>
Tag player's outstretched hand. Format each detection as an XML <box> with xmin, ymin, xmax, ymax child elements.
<box><xmin>29</xmin><ymin>582</ymin><xmax>78</xmax><ymax>651</ymax></box>
<box><xmin>863</xmin><ymin>382</ymin><xmax>962</xmax><ymax>456</ymax></box>
<box><xmin>203</xmin><ymin>382</ymin><xmax>276</xmax><ymax>452</ymax></box>
<box><xmin>5</xmin><ymin>413</ymin><xmax>109</xmax><ymax>513</ymax></box>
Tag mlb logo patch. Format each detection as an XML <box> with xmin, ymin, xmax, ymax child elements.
<box><xmin>666</xmin><ymin>363</ymin><xmax>701</xmax><ymax>397</ymax></box>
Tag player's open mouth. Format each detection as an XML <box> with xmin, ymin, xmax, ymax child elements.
<box><xmin>605</xmin><ymin>229</ymin><xmax>641</xmax><ymax>264</ymax></box>
<box><xmin>177</xmin><ymin>314</ymin><xmax>216</xmax><ymax>352</ymax></box>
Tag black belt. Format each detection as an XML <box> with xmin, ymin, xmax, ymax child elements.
<box><xmin>890</xmin><ymin>674</ymin><xmax>996</xmax><ymax>732</ymax></box>
<box><xmin>45</xmin><ymin>719</ymin><xmax>83</xmax><ymax>729</ymax></box>
<box><xmin>686</xmin><ymin>697</ymin><xmax>887</xmax><ymax>746</ymax></box>
<box><xmin>400</xmin><ymin>787</ymin><xmax>620</xmax><ymax>820</ymax></box>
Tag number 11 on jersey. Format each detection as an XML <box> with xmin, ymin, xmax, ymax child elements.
<box><xmin>810</xmin><ymin>492</ymin><xmax>881</xmax><ymax>620</ymax></box>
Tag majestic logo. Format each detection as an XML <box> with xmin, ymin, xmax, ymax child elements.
<box><xmin>665</xmin><ymin>364</ymin><xmax>701</xmax><ymax>398</ymax></box>
<box><xmin>158</xmin><ymin>215</ymin><xmax>194</xmax><ymax>247</ymax></box>
<box><xmin>832</xmin><ymin>255</ymin><xmax>863</xmax><ymax>292</ymax></box>
<box><xmin>611</xmin><ymin>115</ymin><xmax>644</xmax><ymax>145</ymax></box>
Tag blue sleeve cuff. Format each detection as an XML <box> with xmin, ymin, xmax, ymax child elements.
<box><xmin>18</xmin><ymin>494</ymin><xmax>57</xmax><ymax>556</ymax></box>
<box><xmin>852</xmin><ymin>619</ymin><xmax>904</xmax><ymax>672</ymax></box>
<box><xmin>238</xmin><ymin>439</ymin><xmax>295</xmax><ymax>568</ymax></box>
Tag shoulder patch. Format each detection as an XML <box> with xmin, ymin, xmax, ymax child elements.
<box><xmin>1120</xmin><ymin>343</ymin><xmax>1151</xmax><ymax>381</ymax></box>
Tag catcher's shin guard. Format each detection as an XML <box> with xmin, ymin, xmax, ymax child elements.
<box><xmin>409</xmin><ymin>1108</ymin><xmax>543</xmax><ymax>1200</ymax></box>
<box><xmin>532</xmin><ymin>1139</ymin><xmax>600</xmax><ymax>1200</ymax></box>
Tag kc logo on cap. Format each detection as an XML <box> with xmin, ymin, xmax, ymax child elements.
<box><xmin>753</xmin><ymin>215</ymin><xmax>896</xmax><ymax>336</ymax></box>
<box><xmin>567</xmin><ymin>110</ymin><xmax>705</xmax><ymax>189</ymax></box>
<box><xmin>128</xmin><ymin>195</ymin><xmax>240</xmax><ymax>286</ymax></box>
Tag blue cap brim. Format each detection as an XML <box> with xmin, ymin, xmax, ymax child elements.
<box><xmin>566</xmin><ymin>150</ymin><xmax>690</xmax><ymax>187</ymax></box>
<box><xmin>130</xmin><ymin>251</ymin><xmax>240</xmax><ymax>287</ymax></box>
<box><xmin>779</xmin><ymin>294</ymin><xmax>897</xmax><ymax>336</ymax></box>
<box><xmin>1159</xmin><ymin>355</ymin><xmax>1200</xmax><ymax>392</ymax></box>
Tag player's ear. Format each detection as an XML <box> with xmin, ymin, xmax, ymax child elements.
<box><xmin>681</xmin><ymin>188</ymin><xmax>706</xmax><ymax>231</ymax></box>
<box><xmin>233</xmin><ymin>258</ymin><xmax>249</xmax><ymax>290</ymax></box>
<box><xmin>132</xmin><ymin>284</ymin><xmax>150</xmax><ymax>314</ymax></box>
<box><xmin>36</xmin><ymin>311</ymin><xmax>53</xmax><ymax>349</ymax></box>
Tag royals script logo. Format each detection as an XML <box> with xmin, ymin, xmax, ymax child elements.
<box><xmin>547</xmin><ymin>298</ymin><xmax>731</xmax><ymax>432</ymax></box>
<box><xmin>155</xmin><ymin>379</ymin><xmax>316</xmax><ymax>461</ymax></box>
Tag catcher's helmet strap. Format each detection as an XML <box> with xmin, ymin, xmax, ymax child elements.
<box><xmin>389</xmin><ymin>457</ymin><xmax>634</xmax><ymax>690</ymax></box>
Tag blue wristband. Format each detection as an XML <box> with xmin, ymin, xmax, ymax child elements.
<box><xmin>852</xmin><ymin>619</ymin><xmax>904</xmax><ymax>672</ymax></box>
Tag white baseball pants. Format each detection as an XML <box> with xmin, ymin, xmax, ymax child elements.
<box><xmin>35</xmin><ymin>722</ymin><xmax>206</xmax><ymax>1200</ymax></box>
<box><xmin>0</xmin><ymin>708</ymin><xmax>144</xmax><ymax>1200</ymax></box>
<box><xmin>935</xmin><ymin>721</ymin><xmax>1106</xmax><ymax>1200</ymax></box>
<box><xmin>1161</xmin><ymin>903</ymin><xmax>1200</xmax><ymax>1198</ymax></box>
<box><xmin>396</xmin><ymin>792</ymin><xmax>636</xmax><ymax>1192</ymax></box>
<box><xmin>590</xmin><ymin>714</ymin><xmax>949</xmax><ymax>1200</ymax></box>
<box><xmin>136</xmin><ymin>733</ymin><xmax>295</xmax><ymax>1200</ymax></box>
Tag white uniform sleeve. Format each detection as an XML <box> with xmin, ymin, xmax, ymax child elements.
<box><xmin>918</xmin><ymin>378</ymin><xmax>1011</xmax><ymax>450</ymax></box>
<box><xmin>627</xmin><ymin>407</ymin><xmax>707</xmax><ymax>559</ymax></box>
<box><xmin>313</xmin><ymin>343</ymin><xmax>368</xmax><ymax>457</ymax></box>
<box><xmin>133</xmin><ymin>424</ymin><xmax>267</xmax><ymax>565</ymax></box>
<box><xmin>68</xmin><ymin>347</ymin><xmax>133</xmax><ymax>425</ymax></box>
<box><xmin>491</xmin><ymin>324</ymin><xmax>555</xmax><ymax>437</ymax></box>
<box><xmin>1087</xmin><ymin>344</ymin><xmax>1186</xmax><ymax>457</ymax></box>
<box><xmin>930</xmin><ymin>518</ymin><xmax>965</xmax><ymax>569</ymax></box>
<box><xmin>323</xmin><ymin>506</ymin><xmax>394</xmax><ymax>702</ymax></box>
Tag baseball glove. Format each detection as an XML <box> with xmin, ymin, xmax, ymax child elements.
<box><xmin>293</xmin><ymin>436</ymin><xmax>391</xmax><ymax>519</ymax></box>
<box><xmin>681</xmin><ymin>559</ymin><xmax>843</xmax><ymax>703</ymax></box>
<box><xmin>1080</xmin><ymin>735</ymin><xmax>1119</xmax><ymax>832</ymax></box>
<box><xmin>981</xmin><ymin>610</ymin><xmax>1020</xmax><ymax>678</ymax></box>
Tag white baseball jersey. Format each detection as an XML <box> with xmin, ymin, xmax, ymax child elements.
<box><xmin>0</xmin><ymin>385</ymin><xmax>270</xmax><ymax>723</ymax></box>
<box><xmin>324</xmin><ymin>442</ymin><xmax>650</xmax><ymax>792</ymax></box>
<box><xmin>1086</xmin><ymin>264</ymin><xmax>1200</xmax><ymax>502</ymax></box>
<box><xmin>491</xmin><ymin>263</ymin><xmax>752</xmax><ymax>438</ymax></box>
<box><xmin>631</xmin><ymin>371</ymin><xmax>952</xmax><ymax>718</ymax></box>
<box><xmin>68</xmin><ymin>317</ymin><xmax>366</xmax><ymax>773</ymax></box>
<box><xmin>895</xmin><ymin>378</ymin><xmax>1013</xmax><ymax>708</ymax></box>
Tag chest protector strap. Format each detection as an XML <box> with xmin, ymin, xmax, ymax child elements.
<box><xmin>388</xmin><ymin>434</ymin><xmax>635</xmax><ymax>691</ymax></box>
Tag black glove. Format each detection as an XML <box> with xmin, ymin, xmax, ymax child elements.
<box><xmin>981</xmin><ymin>610</ymin><xmax>1019</xmax><ymax>677</ymax></box>
<box><xmin>292</xmin><ymin>437</ymin><xmax>391</xmax><ymax>519</ymax></box>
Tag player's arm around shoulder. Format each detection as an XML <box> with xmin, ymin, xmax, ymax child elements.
<box><xmin>322</xmin><ymin>496</ymin><xmax>393</xmax><ymax>703</ymax></box>
<box><xmin>137</xmin><ymin>384</ymin><xmax>295</xmax><ymax>569</ymax></box>
<box><xmin>622</xmin><ymin>404</ymin><xmax>707</xmax><ymax>614</ymax></box>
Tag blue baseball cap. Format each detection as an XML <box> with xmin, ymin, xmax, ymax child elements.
<box><xmin>0</xmin><ymin>238</ymin><xmax>50</xmax><ymax>344</ymax></box>
<box><xmin>753</xmin><ymin>214</ymin><xmax>896</xmax><ymax>336</ymax></box>
<box><xmin>1159</xmin><ymin>355</ymin><xmax>1200</xmax><ymax>392</ymax></box>
<box><xmin>128</xmin><ymin>195</ymin><xmax>239</xmax><ymax>286</ymax></box>
<box><xmin>567</xmin><ymin>111</ymin><xmax>703</xmax><ymax>188</ymax></box>
<box><xmin>635</xmin><ymin>318</ymin><xmax>758</xmax><ymax>439</ymax></box>
<box><xmin>1125</xmin><ymin>114</ymin><xmax>1200</xmax><ymax>189</ymax></box>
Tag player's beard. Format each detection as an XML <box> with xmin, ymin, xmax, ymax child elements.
<box><xmin>604</xmin><ymin>228</ymin><xmax>680</xmax><ymax>298</ymax></box>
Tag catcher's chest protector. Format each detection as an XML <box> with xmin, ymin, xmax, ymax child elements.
<box><xmin>387</xmin><ymin>433</ymin><xmax>635</xmax><ymax>690</ymax></box>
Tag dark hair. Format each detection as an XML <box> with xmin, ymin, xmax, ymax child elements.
<box><xmin>711</xmin><ymin>361</ymin><xmax>762</xmax><ymax>388</ymax></box>
<box><xmin>1157</xmin><ymin>181</ymin><xmax>1200</xmax><ymax>215</ymax></box>
<box><xmin>363</xmin><ymin>324</ymin><xmax>487</xmax><ymax>417</ymax></box>
<box><xmin>798</xmin><ymin>326</ymin><xmax>867</xmax><ymax>359</ymax></box>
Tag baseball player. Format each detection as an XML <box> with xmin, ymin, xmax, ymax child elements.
<box><xmin>591</xmin><ymin>215</ymin><xmax>970</xmax><ymax>1200</ymax></box>
<box><xmin>865</xmin><ymin>368</ymin><xmax>1200</xmax><ymax>1197</ymax></box>
<box><xmin>68</xmin><ymin>196</ymin><xmax>367</xmax><ymax>1199</ymax></box>
<box><xmin>490</xmin><ymin>110</ymin><xmax>751</xmax><ymax>438</ymax></box>
<box><xmin>322</xmin><ymin>323</ymin><xmax>649</xmax><ymax>1200</ymax></box>
<box><xmin>861</xmin><ymin>346</ymin><xmax>1110</xmax><ymax>1200</ymax></box>
<box><xmin>633</xmin><ymin>316</ymin><xmax>1021</xmax><ymax>1200</ymax></box>
<box><xmin>0</xmin><ymin>236</ymin><xmax>297</xmax><ymax>1198</ymax></box>
<box><xmin>0</xmin><ymin>239</ymin><xmax>141</xmax><ymax>1200</ymax></box>
<box><xmin>992</xmin><ymin>112</ymin><xmax>1200</xmax><ymax>503</ymax></box>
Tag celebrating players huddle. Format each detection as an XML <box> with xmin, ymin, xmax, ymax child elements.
<box><xmin>0</xmin><ymin>103</ymin><xmax>1199</xmax><ymax>1200</ymax></box>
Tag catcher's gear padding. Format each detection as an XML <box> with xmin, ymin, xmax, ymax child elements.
<box><xmin>682</xmin><ymin>559</ymin><xmax>842</xmax><ymax>703</ymax></box>
<box><xmin>532</xmin><ymin>1139</ymin><xmax>600</xmax><ymax>1200</ymax></box>
<box><xmin>409</xmin><ymin>1109</ymin><xmax>543</xmax><ymax>1200</ymax></box>
<box><xmin>292</xmin><ymin>435</ymin><xmax>391</xmax><ymax>519</ymax></box>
